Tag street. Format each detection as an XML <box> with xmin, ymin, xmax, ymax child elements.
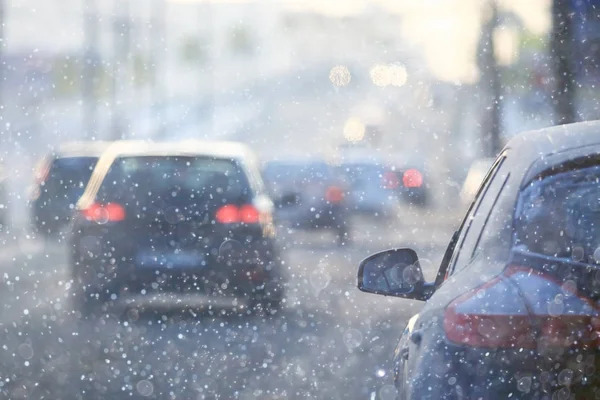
<box><xmin>0</xmin><ymin>208</ymin><xmax>457</xmax><ymax>399</ymax></box>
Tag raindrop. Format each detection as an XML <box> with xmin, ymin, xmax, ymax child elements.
<box><xmin>136</xmin><ymin>379</ymin><xmax>154</xmax><ymax>397</ymax></box>
<box><xmin>309</xmin><ymin>269</ymin><xmax>331</xmax><ymax>293</ymax></box>
<box><xmin>378</xmin><ymin>384</ymin><xmax>398</xmax><ymax>400</ymax></box>
<box><xmin>561</xmin><ymin>280</ymin><xmax>577</xmax><ymax>296</ymax></box>
<box><xmin>572</xmin><ymin>246</ymin><xmax>585</xmax><ymax>262</ymax></box>
<box><xmin>17</xmin><ymin>344</ymin><xmax>33</xmax><ymax>360</ymax></box>
<box><xmin>343</xmin><ymin>328</ymin><xmax>363</xmax><ymax>349</ymax></box>
<box><xmin>557</xmin><ymin>369</ymin><xmax>573</xmax><ymax>386</ymax></box>
<box><xmin>517</xmin><ymin>376</ymin><xmax>532</xmax><ymax>393</ymax></box>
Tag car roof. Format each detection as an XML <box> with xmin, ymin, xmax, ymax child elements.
<box><xmin>505</xmin><ymin>121</ymin><xmax>600</xmax><ymax>167</ymax></box>
<box><xmin>51</xmin><ymin>141</ymin><xmax>112</xmax><ymax>158</ymax></box>
<box><xmin>100</xmin><ymin>139</ymin><xmax>254</xmax><ymax>160</ymax></box>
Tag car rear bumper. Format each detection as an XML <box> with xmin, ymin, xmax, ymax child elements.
<box><xmin>70</xmin><ymin>228</ymin><xmax>283</xmax><ymax>299</ymax></box>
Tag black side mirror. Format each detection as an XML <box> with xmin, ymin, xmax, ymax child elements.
<box><xmin>357</xmin><ymin>248</ymin><xmax>433</xmax><ymax>301</ymax></box>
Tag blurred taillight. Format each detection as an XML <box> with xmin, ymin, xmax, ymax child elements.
<box><xmin>325</xmin><ymin>186</ymin><xmax>344</xmax><ymax>203</ymax></box>
<box><xmin>216</xmin><ymin>204</ymin><xmax>262</xmax><ymax>224</ymax></box>
<box><xmin>382</xmin><ymin>171</ymin><xmax>400</xmax><ymax>190</ymax></box>
<box><xmin>81</xmin><ymin>202</ymin><xmax>126</xmax><ymax>223</ymax></box>
<box><xmin>444</xmin><ymin>266</ymin><xmax>600</xmax><ymax>349</ymax></box>
<box><xmin>239</xmin><ymin>204</ymin><xmax>260</xmax><ymax>224</ymax></box>
<box><xmin>402</xmin><ymin>169</ymin><xmax>423</xmax><ymax>188</ymax></box>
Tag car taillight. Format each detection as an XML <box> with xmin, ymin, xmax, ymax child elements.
<box><xmin>325</xmin><ymin>186</ymin><xmax>344</xmax><ymax>203</ymax></box>
<box><xmin>81</xmin><ymin>202</ymin><xmax>126</xmax><ymax>223</ymax></box>
<box><xmin>216</xmin><ymin>204</ymin><xmax>262</xmax><ymax>224</ymax></box>
<box><xmin>239</xmin><ymin>204</ymin><xmax>260</xmax><ymax>224</ymax></box>
<box><xmin>403</xmin><ymin>169</ymin><xmax>423</xmax><ymax>188</ymax></box>
<box><xmin>444</xmin><ymin>266</ymin><xmax>600</xmax><ymax>349</ymax></box>
<box><xmin>382</xmin><ymin>171</ymin><xmax>400</xmax><ymax>190</ymax></box>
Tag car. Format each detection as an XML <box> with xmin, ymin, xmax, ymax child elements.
<box><xmin>29</xmin><ymin>141</ymin><xmax>111</xmax><ymax>238</ymax></box>
<box><xmin>338</xmin><ymin>158</ymin><xmax>400</xmax><ymax>219</ymax></box>
<box><xmin>262</xmin><ymin>159</ymin><xmax>350</xmax><ymax>245</ymax></box>
<box><xmin>357</xmin><ymin>122</ymin><xmax>600</xmax><ymax>399</ymax></box>
<box><xmin>68</xmin><ymin>140</ymin><xmax>285</xmax><ymax>315</ymax></box>
<box><xmin>387</xmin><ymin>155</ymin><xmax>429</xmax><ymax>207</ymax></box>
<box><xmin>460</xmin><ymin>157</ymin><xmax>495</xmax><ymax>207</ymax></box>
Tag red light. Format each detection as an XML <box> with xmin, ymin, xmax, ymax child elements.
<box><xmin>216</xmin><ymin>204</ymin><xmax>262</xmax><ymax>224</ymax></box>
<box><xmin>382</xmin><ymin>171</ymin><xmax>400</xmax><ymax>190</ymax></box>
<box><xmin>81</xmin><ymin>202</ymin><xmax>126</xmax><ymax>223</ymax></box>
<box><xmin>216</xmin><ymin>205</ymin><xmax>240</xmax><ymax>224</ymax></box>
<box><xmin>240</xmin><ymin>205</ymin><xmax>260</xmax><ymax>224</ymax></box>
<box><xmin>444</xmin><ymin>266</ymin><xmax>600</xmax><ymax>349</ymax></box>
<box><xmin>325</xmin><ymin>186</ymin><xmax>344</xmax><ymax>203</ymax></box>
<box><xmin>402</xmin><ymin>169</ymin><xmax>423</xmax><ymax>188</ymax></box>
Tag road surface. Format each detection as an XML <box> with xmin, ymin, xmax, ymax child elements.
<box><xmin>0</xmin><ymin>209</ymin><xmax>458</xmax><ymax>399</ymax></box>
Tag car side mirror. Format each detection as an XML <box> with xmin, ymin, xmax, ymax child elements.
<box><xmin>357</xmin><ymin>248</ymin><xmax>433</xmax><ymax>301</ymax></box>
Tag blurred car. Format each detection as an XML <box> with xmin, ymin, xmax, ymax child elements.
<box><xmin>69</xmin><ymin>140</ymin><xmax>285</xmax><ymax>315</ymax></box>
<box><xmin>262</xmin><ymin>159</ymin><xmax>350</xmax><ymax>245</ymax></box>
<box><xmin>387</xmin><ymin>156</ymin><xmax>429</xmax><ymax>207</ymax></box>
<box><xmin>460</xmin><ymin>157</ymin><xmax>495</xmax><ymax>206</ymax></box>
<box><xmin>357</xmin><ymin>122</ymin><xmax>600</xmax><ymax>399</ymax></box>
<box><xmin>29</xmin><ymin>141</ymin><xmax>110</xmax><ymax>238</ymax></box>
<box><xmin>338</xmin><ymin>158</ymin><xmax>400</xmax><ymax>218</ymax></box>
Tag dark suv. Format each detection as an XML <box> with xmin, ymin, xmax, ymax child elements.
<box><xmin>30</xmin><ymin>141</ymin><xmax>110</xmax><ymax>238</ymax></box>
<box><xmin>68</xmin><ymin>140</ymin><xmax>285</xmax><ymax>315</ymax></box>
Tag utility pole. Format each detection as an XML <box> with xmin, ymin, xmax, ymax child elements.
<box><xmin>551</xmin><ymin>0</ymin><xmax>576</xmax><ymax>125</ymax></box>
<box><xmin>151</xmin><ymin>0</ymin><xmax>166</xmax><ymax>137</ymax></box>
<box><xmin>82</xmin><ymin>0</ymin><xmax>98</xmax><ymax>139</ymax></box>
<box><xmin>478</xmin><ymin>0</ymin><xmax>502</xmax><ymax>158</ymax></box>
<box><xmin>111</xmin><ymin>0</ymin><xmax>131</xmax><ymax>140</ymax></box>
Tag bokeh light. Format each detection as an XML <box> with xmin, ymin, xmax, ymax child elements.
<box><xmin>370</xmin><ymin>63</ymin><xmax>408</xmax><ymax>87</ymax></box>
<box><xmin>343</xmin><ymin>117</ymin><xmax>366</xmax><ymax>142</ymax></box>
<box><xmin>329</xmin><ymin>65</ymin><xmax>352</xmax><ymax>87</ymax></box>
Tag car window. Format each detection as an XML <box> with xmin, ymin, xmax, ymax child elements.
<box><xmin>41</xmin><ymin>156</ymin><xmax>98</xmax><ymax>200</ymax></box>
<box><xmin>515</xmin><ymin>164</ymin><xmax>600</xmax><ymax>263</ymax></box>
<box><xmin>448</xmin><ymin>155</ymin><xmax>507</xmax><ymax>275</ymax></box>
<box><xmin>96</xmin><ymin>156</ymin><xmax>252</xmax><ymax>206</ymax></box>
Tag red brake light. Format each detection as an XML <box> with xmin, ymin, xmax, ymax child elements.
<box><xmin>325</xmin><ymin>186</ymin><xmax>344</xmax><ymax>203</ymax></box>
<box><xmin>402</xmin><ymin>169</ymin><xmax>423</xmax><ymax>188</ymax></box>
<box><xmin>216</xmin><ymin>205</ymin><xmax>240</xmax><ymax>224</ymax></box>
<box><xmin>444</xmin><ymin>266</ymin><xmax>600</xmax><ymax>349</ymax></box>
<box><xmin>81</xmin><ymin>202</ymin><xmax>126</xmax><ymax>223</ymax></box>
<box><xmin>216</xmin><ymin>204</ymin><xmax>262</xmax><ymax>224</ymax></box>
<box><xmin>239</xmin><ymin>205</ymin><xmax>260</xmax><ymax>224</ymax></box>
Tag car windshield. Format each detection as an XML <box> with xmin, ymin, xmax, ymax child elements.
<box><xmin>97</xmin><ymin>156</ymin><xmax>251</xmax><ymax>205</ymax></box>
<box><xmin>515</xmin><ymin>165</ymin><xmax>600</xmax><ymax>262</ymax></box>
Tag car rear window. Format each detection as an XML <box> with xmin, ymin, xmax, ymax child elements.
<box><xmin>515</xmin><ymin>165</ymin><xmax>600</xmax><ymax>263</ymax></box>
<box><xmin>97</xmin><ymin>156</ymin><xmax>252</xmax><ymax>206</ymax></box>
<box><xmin>339</xmin><ymin>163</ymin><xmax>384</xmax><ymax>187</ymax></box>
<box><xmin>42</xmin><ymin>156</ymin><xmax>98</xmax><ymax>198</ymax></box>
<box><xmin>263</xmin><ymin>162</ymin><xmax>333</xmax><ymax>187</ymax></box>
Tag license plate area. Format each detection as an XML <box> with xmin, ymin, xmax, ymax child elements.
<box><xmin>135</xmin><ymin>249</ymin><xmax>206</xmax><ymax>269</ymax></box>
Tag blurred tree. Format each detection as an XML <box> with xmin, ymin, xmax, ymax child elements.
<box><xmin>52</xmin><ymin>56</ymin><xmax>81</xmax><ymax>97</ymax></box>
<box><xmin>181</xmin><ymin>37</ymin><xmax>208</xmax><ymax>65</ymax></box>
<box><xmin>551</xmin><ymin>0</ymin><xmax>576</xmax><ymax>124</ymax></box>
<box><xmin>229</xmin><ymin>26</ymin><xmax>254</xmax><ymax>55</ymax></box>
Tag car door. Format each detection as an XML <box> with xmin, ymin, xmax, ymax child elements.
<box><xmin>393</xmin><ymin>153</ymin><xmax>509</xmax><ymax>395</ymax></box>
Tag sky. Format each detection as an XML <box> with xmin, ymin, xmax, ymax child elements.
<box><xmin>172</xmin><ymin>0</ymin><xmax>551</xmax><ymax>82</ymax></box>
